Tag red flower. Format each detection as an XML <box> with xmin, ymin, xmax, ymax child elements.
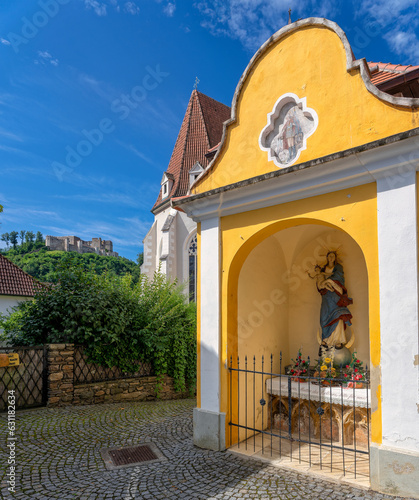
<box><xmin>303</xmin><ymin>369</ymin><xmax>307</xmax><ymax>373</ymax></box>
<box><xmin>356</xmin><ymin>359</ymin><xmax>360</xmax><ymax>363</ymax></box>
<box><xmin>346</xmin><ymin>365</ymin><xmax>349</xmax><ymax>369</ymax></box>
<box><xmin>354</xmin><ymin>368</ymin><xmax>358</xmax><ymax>373</ymax></box>
<box><xmin>344</xmin><ymin>374</ymin><xmax>348</xmax><ymax>378</ymax></box>
<box><xmin>302</xmin><ymin>360</ymin><xmax>305</xmax><ymax>363</ymax></box>
<box><xmin>290</xmin><ymin>369</ymin><xmax>294</xmax><ymax>374</ymax></box>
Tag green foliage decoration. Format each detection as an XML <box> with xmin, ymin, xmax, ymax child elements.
<box><xmin>0</xmin><ymin>257</ymin><xmax>196</xmax><ymax>394</ymax></box>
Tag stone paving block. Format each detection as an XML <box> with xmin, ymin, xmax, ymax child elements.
<box><xmin>0</xmin><ymin>399</ymin><xmax>417</xmax><ymax>499</ymax></box>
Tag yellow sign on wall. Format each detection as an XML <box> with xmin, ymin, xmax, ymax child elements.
<box><xmin>0</xmin><ymin>353</ymin><xmax>20</xmax><ymax>367</ymax></box>
<box><xmin>8</xmin><ymin>353</ymin><xmax>20</xmax><ymax>366</ymax></box>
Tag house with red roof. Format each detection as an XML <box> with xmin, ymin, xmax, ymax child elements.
<box><xmin>141</xmin><ymin>89</ymin><xmax>230</xmax><ymax>300</ymax></box>
<box><xmin>0</xmin><ymin>254</ymin><xmax>37</xmax><ymax>318</ymax></box>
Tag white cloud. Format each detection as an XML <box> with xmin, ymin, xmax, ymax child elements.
<box><xmin>124</xmin><ymin>1</ymin><xmax>140</xmax><ymax>14</ymax></box>
<box><xmin>195</xmin><ymin>0</ymin><xmax>418</xmax><ymax>60</ymax></box>
<box><xmin>35</xmin><ymin>50</ymin><xmax>59</xmax><ymax>66</ymax></box>
<box><xmin>84</xmin><ymin>0</ymin><xmax>107</xmax><ymax>16</ymax></box>
<box><xmin>163</xmin><ymin>2</ymin><xmax>176</xmax><ymax>16</ymax></box>
<box><xmin>385</xmin><ymin>28</ymin><xmax>419</xmax><ymax>60</ymax></box>
<box><xmin>358</xmin><ymin>0</ymin><xmax>417</xmax><ymax>26</ymax></box>
<box><xmin>54</xmin><ymin>192</ymin><xmax>146</xmax><ymax>209</ymax></box>
<box><xmin>115</xmin><ymin>141</ymin><xmax>155</xmax><ymax>165</ymax></box>
<box><xmin>83</xmin><ymin>0</ymin><xmax>142</xmax><ymax>16</ymax></box>
<box><xmin>193</xmin><ymin>0</ymin><xmax>336</xmax><ymax>51</ymax></box>
<box><xmin>357</xmin><ymin>0</ymin><xmax>419</xmax><ymax>60</ymax></box>
<box><xmin>0</xmin><ymin>38</ymin><xmax>10</xmax><ymax>46</ymax></box>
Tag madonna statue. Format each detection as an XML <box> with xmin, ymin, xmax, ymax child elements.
<box><xmin>312</xmin><ymin>251</ymin><xmax>353</xmax><ymax>350</ymax></box>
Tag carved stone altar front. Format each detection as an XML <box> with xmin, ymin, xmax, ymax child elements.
<box><xmin>266</xmin><ymin>378</ymin><xmax>370</xmax><ymax>447</ymax></box>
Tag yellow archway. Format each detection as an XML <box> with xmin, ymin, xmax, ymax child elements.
<box><xmin>217</xmin><ymin>187</ymin><xmax>381</xmax><ymax>447</ymax></box>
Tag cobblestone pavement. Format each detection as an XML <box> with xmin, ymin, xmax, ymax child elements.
<box><xmin>0</xmin><ymin>399</ymin><xmax>413</xmax><ymax>499</ymax></box>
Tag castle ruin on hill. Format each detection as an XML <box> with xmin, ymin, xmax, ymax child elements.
<box><xmin>45</xmin><ymin>235</ymin><xmax>118</xmax><ymax>257</ymax></box>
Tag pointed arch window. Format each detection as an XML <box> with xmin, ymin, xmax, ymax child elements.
<box><xmin>188</xmin><ymin>234</ymin><xmax>197</xmax><ymax>302</ymax></box>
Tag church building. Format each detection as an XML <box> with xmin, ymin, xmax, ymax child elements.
<box><xmin>140</xmin><ymin>90</ymin><xmax>230</xmax><ymax>300</ymax></box>
<box><xmin>171</xmin><ymin>18</ymin><xmax>419</xmax><ymax>499</ymax></box>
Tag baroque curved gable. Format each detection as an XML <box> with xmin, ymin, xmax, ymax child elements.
<box><xmin>190</xmin><ymin>18</ymin><xmax>419</xmax><ymax>194</ymax></box>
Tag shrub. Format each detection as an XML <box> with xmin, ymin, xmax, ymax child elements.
<box><xmin>0</xmin><ymin>258</ymin><xmax>196</xmax><ymax>393</ymax></box>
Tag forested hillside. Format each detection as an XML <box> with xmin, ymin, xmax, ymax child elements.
<box><xmin>0</xmin><ymin>232</ymin><xmax>142</xmax><ymax>283</ymax></box>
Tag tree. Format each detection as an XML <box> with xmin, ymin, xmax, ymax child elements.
<box><xmin>19</xmin><ymin>230</ymin><xmax>26</xmax><ymax>245</ymax></box>
<box><xmin>9</xmin><ymin>231</ymin><xmax>18</xmax><ymax>249</ymax></box>
<box><xmin>137</xmin><ymin>252</ymin><xmax>144</xmax><ymax>266</ymax></box>
<box><xmin>25</xmin><ymin>231</ymin><xmax>35</xmax><ymax>243</ymax></box>
<box><xmin>35</xmin><ymin>231</ymin><xmax>44</xmax><ymax>243</ymax></box>
<box><xmin>1</xmin><ymin>233</ymin><xmax>10</xmax><ymax>249</ymax></box>
<box><xmin>1</xmin><ymin>262</ymin><xmax>197</xmax><ymax>393</ymax></box>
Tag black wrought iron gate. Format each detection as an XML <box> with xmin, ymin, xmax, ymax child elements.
<box><xmin>0</xmin><ymin>346</ymin><xmax>48</xmax><ymax>411</ymax></box>
<box><xmin>228</xmin><ymin>354</ymin><xmax>371</xmax><ymax>479</ymax></box>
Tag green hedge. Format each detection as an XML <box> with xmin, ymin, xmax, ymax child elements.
<box><xmin>0</xmin><ymin>260</ymin><xmax>196</xmax><ymax>393</ymax></box>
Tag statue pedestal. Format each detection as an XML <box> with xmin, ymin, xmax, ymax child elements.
<box><xmin>266</xmin><ymin>377</ymin><xmax>370</xmax><ymax>446</ymax></box>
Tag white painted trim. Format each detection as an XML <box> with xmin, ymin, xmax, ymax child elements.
<box><xmin>199</xmin><ymin>217</ymin><xmax>221</xmax><ymax>413</ymax></box>
<box><xmin>259</xmin><ymin>93</ymin><xmax>318</xmax><ymax>169</ymax></box>
<box><xmin>179</xmin><ymin>136</ymin><xmax>419</xmax><ymax>222</ymax></box>
<box><xmin>377</xmin><ymin>170</ymin><xmax>419</xmax><ymax>452</ymax></box>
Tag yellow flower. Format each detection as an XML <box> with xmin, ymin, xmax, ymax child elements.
<box><xmin>320</xmin><ymin>365</ymin><xmax>327</xmax><ymax>371</ymax></box>
<box><xmin>331</xmin><ymin>367</ymin><xmax>336</xmax><ymax>372</ymax></box>
<box><xmin>324</xmin><ymin>357</ymin><xmax>332</xmax><ymax>364</ymax></box>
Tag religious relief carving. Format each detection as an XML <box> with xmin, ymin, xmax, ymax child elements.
<box><xmin>259</xmin><ymin>93</ymin><xmax>318</xmax><ymax>168</ymax></box>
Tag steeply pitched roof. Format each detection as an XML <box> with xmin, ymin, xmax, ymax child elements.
<box><xmin>152</xmin><ymin>90</ymin><xmax>231</xmax><ymax>213</ymax></box>
<box><xmin>368</xmin><ymin>62</ymin><xmax>419</xmax><ymax>96</ymax></box>
<box><xmin>0</xmin><ymin>255</ymin><xmax>37</xmax><ymax>297</ymax></box>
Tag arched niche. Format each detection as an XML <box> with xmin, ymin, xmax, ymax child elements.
<box><xmin>237</xmin><ymin>223</ymin><xmax>369</xmax><ymax>367</ymax></box>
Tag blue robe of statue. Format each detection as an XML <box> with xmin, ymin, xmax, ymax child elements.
<box><xmin>318</xmin><ymin>262</ymin><xmax>353</xmax><ymax>341</ymax></box>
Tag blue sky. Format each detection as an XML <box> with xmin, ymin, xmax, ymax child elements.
<box><xmin>0</xmin><ymin>0</ymin><xmax>417</xmax><ymax>261</ymax></box>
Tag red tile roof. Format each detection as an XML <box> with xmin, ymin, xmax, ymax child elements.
<box><xmin>152</xmin><ymin>90</ymin><xmax>230</xmax><ymax>213</ymax></box>
<box><xmin>0</xmin><ymin>255</ymin><xmax>37</xmax><ymax>297</ymax></box>
<box><xmin>368</xmin><ymin>61</ymin><xmax>419</xmax><ymax>91</ymax></box>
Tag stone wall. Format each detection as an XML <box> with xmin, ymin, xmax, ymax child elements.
<box><xmin>73</xmin><ymin>375</ymin><xmax>190</xmax><ymax>405</ymax></box>
<box><xmin>47</xmin><ymin>344</ymin><xmax>74</xmax><ymax>406</ymax></box>
<box><xmin>47</xmin><ymin>344</ymin><xmax>191</xmax><ymax>407</ymax></box>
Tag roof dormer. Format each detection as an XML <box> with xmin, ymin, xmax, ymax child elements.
<box><xmin>189</xmin><ymin>162</ymin><xmax>204</xmax><ymax>187</ymax></box>
<box><xmin>161</xmin><ymin>172</ymin><xmax>174</xmax><ymax>199</ymax></box>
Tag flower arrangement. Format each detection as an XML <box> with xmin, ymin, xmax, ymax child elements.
<box><xmin>343</xmin><ymin>351</ymin><xmax>366</xmax><ymax>388</ymax></box>
<box><xmin>314</xmin><ymin>349</ymin><xmax>338</xmax><ymax>385</ymax></box>
<box><xmin>288</xmin><ymin>348</ymin><xmax>310</xmax><ymax>382</ymax></box>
